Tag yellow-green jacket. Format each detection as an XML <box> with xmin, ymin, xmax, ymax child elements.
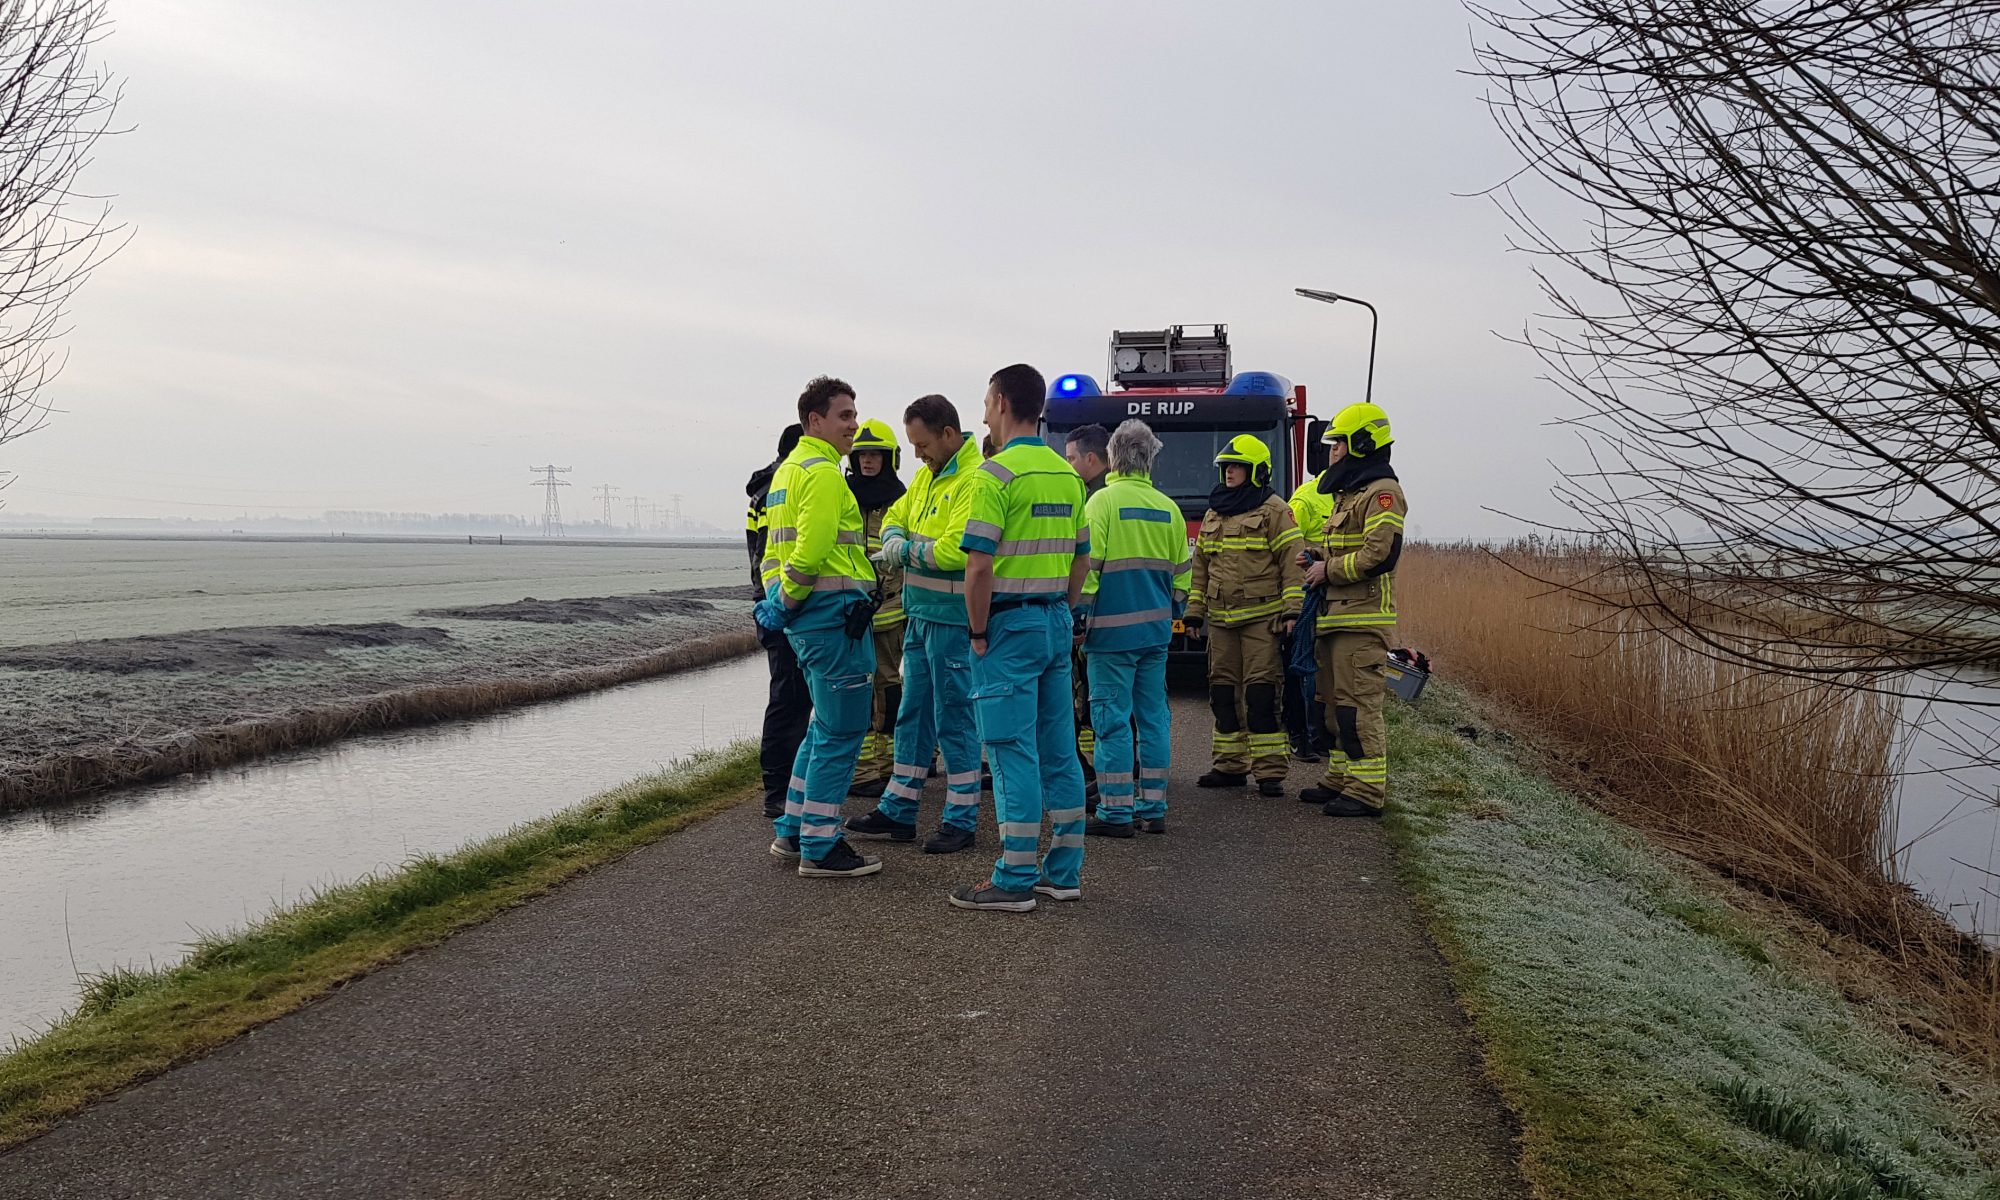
<box><xmin>890</xmin><ymin>436</ymin><xmax>983</xmax><ymax>626</ymax></box>
<box><xmin>763</xmin><ymin>435</ymin><xmax>876</xmax><ymax>620</ymax></box>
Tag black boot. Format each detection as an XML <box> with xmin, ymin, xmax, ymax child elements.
<box><xmin>1086</xmin><ymin>816</ymin><xmax>1135</xmax><ymax>838</ymax></box>
<box><xmin>1197</xmin><ymin>770</ymin><xmax>1248</xmax><ymax>788</ymax></box>
<box><xmin>1299</xmin><ymin>785</ymin><xmax>1344</xmax><ymax>804</ymax></box>
<box><xmin>1322</xmin><ymin>795</ymin><xmax>1383</xmax><ymax>818</ymax></box>
<box><xmin>1257</xmin><ymin>778</ymin><xmax>1286</xmax><ymax>799</ymax></box>
<box><xmin>844</xmin><ymin>810</ymin><xmax>916</xmax><ymax>842</ymax></box>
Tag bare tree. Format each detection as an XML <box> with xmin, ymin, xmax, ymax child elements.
<box><xmin>1468</xmin><ymin>0</ymin><xmax>2000</xmax><ymax>697</ymax></box>
<box><xmin>0</xmin><ymin>0</ymin><xmax>121</xmax><ymax>471</ymax></box>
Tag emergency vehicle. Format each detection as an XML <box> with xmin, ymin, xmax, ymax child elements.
<box><xmin>1043</xmin><ymin>324</ymin><xmax>1328</xmax><ymax>653</ymax></box>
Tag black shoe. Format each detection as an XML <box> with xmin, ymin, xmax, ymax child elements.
<box><xmin>1085</xmin><ymin>816</ymin><xmax>1135</xmax><ymax>838</ymax></box>
<box><xmin>762</xmin><ymin>800</ymin><xmax>784</xmax><ymax>819</ymax></box>
<box><xmin>1033</xmin><ymin>880</ymin><xmax>1082</xmax><ymax>902</ymax></box>
<box><xmin>768</xmin><ymin>835</ymin><xmax>801</xmax><ymax>860</ymax></box>
<box><xmin>1299</xmin><ymin>785</ymin><xmax>1344</xmax><ymax>804</ymax></box>
<box><xmin>1134</xmin><ymin>817</ymin><xmax>1167</xmax><ymax>835</ymax></box>
<box><xmin>1257</xmin><ymin>779</ymin><xmax>1286</xmax><ymax>799</ymax></box>
<box><xmin>980</xmin><ymin>768</ymin><xmax>993</xmax><ymax>792</ymax></box>
<box><xmin>922</xmin><ymin>825</ymin><xmax>976</xmax><ymax>854</ymax></box>
<box><xmin>1197</xmin><ymin>771</ymin><xmax>1248</xmax><ymax>788</ymax></box>
<box><xmin>798</xmin><ymin>838</ymin><xmax>883</xmax><ymax>876</ymax></box>
<box><xmin>844</xmin><ymin>810</ymin><xmax>916</xmax><ymax>842</ymax></box>
<box><xmin>848</xmin><ymin>775</ymin><xmax>891</xmax><ymax>797</ymax></box>
<box><xmin>1323</xmin><ymin>795</ymin><xmax>1384</xmax><ymax>818</ymax></box>
<box><xmin>1291</xmin><ymin>746</ymin><xmax>1324</xmax><ymax>764</ymax></box>
<box><xmin>948</xmin><ymin>883</ymin><xmax>1037</xmax><ymax>912</ymax></box>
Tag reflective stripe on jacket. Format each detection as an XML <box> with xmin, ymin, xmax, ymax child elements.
<box><xmin>1081</xmin><ymin>470</ymin><xmax>1193</xmax><ymax>652</ymax></box>
<box><xmin>862</xmin><ymin>506</ymin><xmax>905</xmax><ymax>628</ymax></box>
<box><xmin>1186</xmin><ymin>495</ymin><xmax>1305</xmax><ymax>627</ymax></box>
<box><xmin>764</xmin><ymin>434</ymin><xmax>877</xmax><ymax>613</ymax></box>
<box><xmin>894</xmin><ymin>436</ymin><xmax>983</xmax><ymax>625</ymax></box>
<box><xmin>959</xmin><ymin>436</ymin><xmax>1088</xmax><ymax>599</ymax></box>
<box><xmin>1314</xmin><ymin>478</ymin><xmax>1406</xmax><ymax>631</ymax></box>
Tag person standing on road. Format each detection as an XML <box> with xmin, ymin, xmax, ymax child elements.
<box><xmin>949</xmin><ymin>364</ymin><xmax>1091</xmax><ymax>913</ymax></box>
<box><xmin>747</xmin><ymin>422</ymin><xmax>807</xmax><ymax>820</ymax></box>
<box><xmin>845</xmin><ymin>420</ymin><xmax>907</xmax><ymax>797</ymax></box>
<box><xmin>844</xmin><ymin>394</ymin><xmax>987</xmax><ymax>854</ymax></box>
<box><xmin>1078</xmin><ymin>420</ymin><xmax>1189</xmax><ymax>838</ymax></box>
<box><xmin>1061</xmin><ymin>422</ymin><xmax>1112</xmax><ymax>810</ymax></box>
<box><xmin>1184</xmin><ymin>436</ymin><xmax>1305</xmax><ymax>799</ymax></box>
<box><xmin>756</xmin><ymin>377</ymin><xmax>884</xmax><ymax>877</ymax></box>
<box><xmin>1286</xmin><ymin>459</ymin><xmax>1338</xmax><ymax>764</ymax></box>
<box><xmin>1298</xmin><ymin>403</ymin><xmax>1406</xmax><ymax>818</ymax></box>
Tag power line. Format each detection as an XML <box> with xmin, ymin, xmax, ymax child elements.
<box><xmin>529</xmin><ymin>465</ymin><xmax>571</xmax><ymax>537</ymax></box>
<box><xmin>594</xmin><ymin>483</ymin><xmax>620</xmax><ymax>527</ymax></box>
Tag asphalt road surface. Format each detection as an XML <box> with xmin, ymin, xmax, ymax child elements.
<box><xmin>0</xmin><ymin>692</ymin><xmax>1529</xmax><ymax>1200</ymax></box>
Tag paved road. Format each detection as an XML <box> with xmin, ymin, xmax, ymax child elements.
<box><xmin>0</xmin><ymin>693</ymin><xmax>1528</xmax><ymax>1200</ymax></box>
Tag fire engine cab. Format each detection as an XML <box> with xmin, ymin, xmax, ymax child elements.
<box><xmin>1043</xmin><ymin>324</ymin><xmax>1330</xmax><ymax>653</ymax></box>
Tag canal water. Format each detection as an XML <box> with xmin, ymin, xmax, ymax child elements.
<box><xmin>0</xmin><ymin>655</ymin><xmax>766</xmax><ymax>1043</ymax></box>
<box><xmin>1893</xmin><ymin>671</ymin><xmax>2000</xmax><ymax>943</ymax></box>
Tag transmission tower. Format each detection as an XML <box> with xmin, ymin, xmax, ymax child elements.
<box><xmin>594</xmin><ymin>483</ymin><xmax>620</xmax><ymax>527</ymax></box>
<box><xmin>627</xmin><ymin>494</ymin><xmax>647</xmax><ymax>532</ymax></box>
<box><xmin>667</xmin><ymin>493</ymin><xmax>683</xmax><ymax>525</ymax></box>
<box><xmin>530</xmin><ymin>465</ymin><xmax>571</xmax><ymax>537</ymax></box>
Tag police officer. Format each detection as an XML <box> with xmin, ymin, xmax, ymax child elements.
<box><xmin>746</xmin><ymin>423</ymin><xmax>808</xmax><ymax>820</ymax></box>
<box><xmin>844</xmin><ymin>394</ymin><xmax>986</xmax><ymax>854</ymax></box>
<box><xmin>1185</xmin><ymin>436</ymin><xmax>1305</xmax><ymax>798</ymax></box>
<box><xmin>1298</xmin><ymin>402</ymin><xmax>1407</xmax><ymax>817</ymax></box>
<box><xmin>1079</xmin><ymin>420</ymin><xmax>1190</xmax><ymax>837</ymax></box>
<box><xmin>756</xmin><ymin>376</ymin><xmax>884</xmax><ymax>876</ymax></box>
<box><xmin>949</xmin><ymin>364</ymin><xmax>1091</xmax><ymax>912</ymax></box>
<box><xmin>846</xmin><ymin>419</ymin><xmax>907</xmax><ymax>795</ymax></box>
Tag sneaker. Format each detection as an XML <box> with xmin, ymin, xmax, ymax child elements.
<box><xmin>1299</xmin><ymin>785</ymin><xmax>1344</xmax><ymax>804</ymax></box>
<box><xmin>769</xmin><ymin>835</ymin><xmax>801</xmax><ymax>859</ymax></box>
<box><xmin>798</xmin><ymin>838</ymin><xmax>883</xmax><ymax>877</ymax></box>
<box><xmin>844</xmin><ymin>810</ymin><xmax>916</xmax><ymax>842</ymax></box>
<box><xmin>1257</xmin><ymin>778</ymin><xmax>1286</xmax><ymax>799</ymax></box>
<box><xmin>1033</xmin><ymin>881</ymin><xmax>1082</xmax><ymax>902</ymax></box>
<box><xmin>948</xmin><ymin>883</ymin><xmax>1037</xmax><ymax>912</ymax></box>
<box><xmin>1197</xmin><ymin>771</ymin><xmax>1247</xmax><ymax>788</ymax></box>
<box><xmin>1085</xmin><ymin>816</ymin><xmax>1135</xmax><ymax>839</ymax></box>
<box><xmin>1323</xmin><ymin>795</ymin><xmax>1383</xmax><ymax>818</ymax></box>
<box><xmin>1134</xmin><ymin>816</ymin><xmax>1167</xmax><ymax>835</ymax></box>
<box><xmin>922</xmin><ymin>825</ymin><xmax>977</xmax><ymax>855</ymax></box>
<box><xmin>848</xmin><ymin>775</ymin><xmax>891</xmax><ymax>797</ymax></box>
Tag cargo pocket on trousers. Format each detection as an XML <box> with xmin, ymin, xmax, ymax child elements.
<box><xmin>826</xmin><ymin>672</ymin><xmax>874</xmax><ymax>735</ymax></box>
<box><xmin>967</xmin><ymin>680</ymin><xmax>1025</xmax><ymax>744</ymax></box>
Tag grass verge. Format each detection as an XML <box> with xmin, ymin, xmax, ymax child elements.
<box><xmin>0</xmin><ymin>742</ymin><xmax>758</xmax><ymax>1149</ymax></box>
<box><xmin>1386</xmin><ymin>684</ymin><xmax>2000</xmax><ymax>1199</ymax></box>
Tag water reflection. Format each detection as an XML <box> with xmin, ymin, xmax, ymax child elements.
<box><xmin>1892</xmin><ymin>670</ymin><xmax>2000</xmax><ymax>943</ymax></box>
<box><xmin>0</xmin><ymin>656</ymin><xmax>766</xmax><ymax>1042</ymax></box>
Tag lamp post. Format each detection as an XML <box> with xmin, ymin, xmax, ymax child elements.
<box><xmin>1294</xmin><ymin>287</ymin><xmax>1377</xmax><ymax>408</ymax></box>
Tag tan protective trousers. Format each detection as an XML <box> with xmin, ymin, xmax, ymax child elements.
<box><xmin>1315</xmin><ymin>627</ymin><xmax>1390</xmax><ymax>807</ymax></box>
<box><xmin>853</xmin><ymin>621</ymin><xmax>904</xmax><ymax>786</ymax></box>
<box><xmin>1206</xmin><ymin>620</ymin><xmax>1288</xmax><ymax>780</ymax></box>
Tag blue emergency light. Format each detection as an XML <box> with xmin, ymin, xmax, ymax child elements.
<box><xmin>1048</xmin><ymin>373</ymin><xmax>1102</xmax><ymax>399</ymax></box>
<box><xmin>1222</xmin><ymin>371</ymin><xmax>1291</xmax><ymax>397</ymax></box>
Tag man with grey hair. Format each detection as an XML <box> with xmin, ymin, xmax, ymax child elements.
<box><xmin>1077</xmin><ymin>419</ymin><xmax>1191</xmax><ymax>837</ymax></box>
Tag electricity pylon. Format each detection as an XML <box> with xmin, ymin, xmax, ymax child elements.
<box><xmin>530</xmin><ymin>465</ymin><xmax>571</xmax><ymax>537</ymax></box>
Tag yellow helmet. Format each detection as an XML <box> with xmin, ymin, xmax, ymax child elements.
<box><xmin>1326</xmin><ymin>402</ymin><xmax>1393</xmax><ymax>456</ymax></box>
<box><xmin>850</xmin><ymin>418</ymin><xmax>901</xmax><ymax>473</ymax></box>
<box><xmin>1213</xmin><ymin>434</ymin><xmax>1272</xmax><ymax>487</ymax></box>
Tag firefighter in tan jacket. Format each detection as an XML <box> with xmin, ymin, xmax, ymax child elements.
<box><xmin>845</xmin><ymin>420</ymin><xmax>906</xmax><ymax>794</ymax></box>
<box><xmin>1299</xmin><ymin>403</ymin><xmax>1406</xmax><ymax>817</ymax></box>
<box><xmin>1183</xmin><ymin>436</ymin><xmax>1306</xmax><ymax>798</ymax></box>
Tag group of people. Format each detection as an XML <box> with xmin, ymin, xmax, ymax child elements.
<box><xmin>742</xmin><ymin>365</ymin><xmax>1407</xmax><ymax>913</ymax></box>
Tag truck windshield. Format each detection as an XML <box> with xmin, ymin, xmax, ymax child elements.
<box><xmin>1050</xmin><ymin>424</ymin><xmax>1289</xmax><ymax>515</ymax></box>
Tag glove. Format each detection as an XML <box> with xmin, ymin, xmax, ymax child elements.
<box><xmin>1183</xmin><ymin>614</ymin><xmax>1204</xmax><ymax>634</ymax></box>
<box><xmin>874</xmin><ymin>531</ymin><xmax>908</xmax><ymax>568</ymax></box>
<box><xmin>753</xmin><ymin>597</ymin><xmax>792</xmax><ymax>631</ymax></box>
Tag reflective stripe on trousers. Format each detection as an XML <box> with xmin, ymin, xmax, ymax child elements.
<box><xmin>1087</xmin><ymin>645</ymin><xmax>1171</xmax><ymax>821</ymax></box>
<box><xmin>771</xmin><ymin>611</ymin><xmax>877</xmax><ymax>860</ymax></box>
<box><xmin>873</xmin><ymin>617</ymin><xmax>981</xmax><ymax>832</ymax></box>
<box><xmin>970</xmin><ymin>601</ymin><xmax>1087</xmax><ymax>891</ymax></box>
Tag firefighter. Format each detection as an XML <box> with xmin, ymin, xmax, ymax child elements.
<box><xmin>1061</xmin><ymin>422</ymin><xmax>1111</xmax><ymax>810</ymax></box>
<box><xmin>845</xmin><ymin>419</ymin><xmax>907</xmax><ymax>796</ymax></box>
<box><xmin>1184</xmin><ymin>435</ymin><xmax>1305</xmax><ymax>798</ymax></box>
<box><xmin>844</xmin><ymin>394</ymin><xmax>985</xmax><ymax>854</ymax></box>
<box><xmin>1286</xmin><ymin>457</ymin><xmax>1338</xmax><ymax>765</ymax></box>
<box><xmin>756</xmin><ymin>376</ymin><xmax>883</xmax><ymax>877</ymax></box>
<box><xmin>948</xmin><ymin>363</ymin><xmax>1091</xmax><ymax>912</ymax></box>
<box><xmin>1078</xmin><ymin>420</ymin><xmax>1190</xmax><ymax>837</ymax></box>
<box><xmin>1299</xmin><ymin>402</ymin><xmax>1406</xmax><ymax>817</ymax></box>
<box><xmin>746</xmin><ymin>423</ymin><xmax>808</xmax><ymax>820</ymax></box>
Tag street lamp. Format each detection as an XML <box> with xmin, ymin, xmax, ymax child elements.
<box><xmin>1295</xmin><ymin>287</ymin><xmax>1377</xmax><ymax>408</ymax></box>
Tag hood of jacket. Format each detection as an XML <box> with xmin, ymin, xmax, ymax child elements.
<box><xmin>1317</xmin><ymin>445</ymin><xmax>1397</xmax><ymax>495</ymax></box>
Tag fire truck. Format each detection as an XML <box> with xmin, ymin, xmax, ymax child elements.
<box><xmin>1042</xmin><ymin>324</ymin><xmax>1329</xmax><ymax>653</ymax></box>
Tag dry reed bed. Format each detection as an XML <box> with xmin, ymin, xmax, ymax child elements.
<box><xmin>0</xmin><ymin>629</ymin><xmax>759</xmax><ymax>814</ymax></box>
<box><xmin>1399</xmin><ymin>543</ymin><xmax>2000</xmax><ymax>1070</ymax></box>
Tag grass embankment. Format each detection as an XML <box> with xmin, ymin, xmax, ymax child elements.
<box><xmin>0</xmin><ymin>628</ymin><xmax>757</xmax><ymax>813</ymax></box>
<box><xmin>1387</xmin><ymin>685</ymin><xmax>2000</xmax><ymax>1199</ymax></box>
<box><xmin>0</xmin><ymin>743</ymin><xmax>759</xmax><ymax>1149</ymax></box>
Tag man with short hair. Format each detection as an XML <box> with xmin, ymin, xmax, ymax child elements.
<box><xmin>845</xmin><ymin>394</ymin><xmax>986</xmax><ymax>854</ymax></box>
<box><xmin>1078</xmin><ymin>419</ymin><xmax>1190</xmax><ymax>837</ymax></box>
<box><xmin>1062</xmin><ymin>423</ymin><xmax>1111</xmax><ymax>494</ymax></box>
<box><xmin>949</xmin><ymin>364</ymin><xmax>1091</xmax><ymax>912</ymax></box>
<box><xmin>756</xmin><ymin>376</ymin><xmax>884</xmax><ymax>878</ymax></box>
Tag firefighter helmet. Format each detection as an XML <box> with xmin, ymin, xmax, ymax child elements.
<box><xmin>1326</xmin><ymin>402</ymin><xmax>1393</xmax><ymax>457</ymax></box>
<box><xmin>1213</xmin><ymin>434</ymin><xmax>1272</xmax><ymax>487</ymax></box>
<box><xmin>850</xmin><ymin>418</ymin><xmax>901</xmax><ymax>473</ymax></box>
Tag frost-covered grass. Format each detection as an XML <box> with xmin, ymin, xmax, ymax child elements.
<box><xmin>1388</xmin><ymin>684</ymin><xmax>2000</xmax><ymax>1200</ymax></box>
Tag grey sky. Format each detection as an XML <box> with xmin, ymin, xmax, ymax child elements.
<box><xmin>4</xmin><ymin>0</ymin><xmax>1565</xmax><ymax>537</ymax></box>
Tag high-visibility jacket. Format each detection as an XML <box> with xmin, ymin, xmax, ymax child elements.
<box><xmin>959</xmin><ymin>436</ymin><xmax>1089</xmax><ymax>601</ymax></box>
<box><xmin>892</xmin><ymin>435</ymin><xmax>983</xmax><ymax>625</ymax></box>
<box><xmin>1186</xmin><ymin>494</ymin><xmax>1305</xmax><ymax>627</ymax></box>
<box><xmin>763</xmin><ymin>434</ymin><xmax>876</xmax><ymax>613</ymax></box>
<box><xmin>1315</xmin><ymin>476</ymin><xmax>1407</xmax><ymax>632</ymax></box>
<box><xmin>1081</xmin><ymin>470</ymin><xmax>1192</xmax><ymax>652</ymax></box>
<box><xmin>1288</xmin><ymin>474</ymin><xmax>1336</xmax><ymax>559</ymax></box>
<box><xmin>745</xmin><ymin>493</ymin><xmax>769</xmax><ymax>593</ymax></box>
<box><xmin>860</xmin><ymin>506</ymin><xmax>905</xmax><ymax>629</ymax></box>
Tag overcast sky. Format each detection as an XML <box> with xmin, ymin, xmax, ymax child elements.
<box><xmin>1</xmin><ymin>0</ymin><xmax>1570</xmax><ymax>537</ymax></box>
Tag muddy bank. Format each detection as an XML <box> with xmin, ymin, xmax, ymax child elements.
<box><xmin>419</xmin><ymin>592</ymin><xmax>718</xmax><ymax>625</ymax></box>
<box><xmin>0</xmin><ymin>624</ymin><xmax>454</xmax><ymax>675</ymax></box>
